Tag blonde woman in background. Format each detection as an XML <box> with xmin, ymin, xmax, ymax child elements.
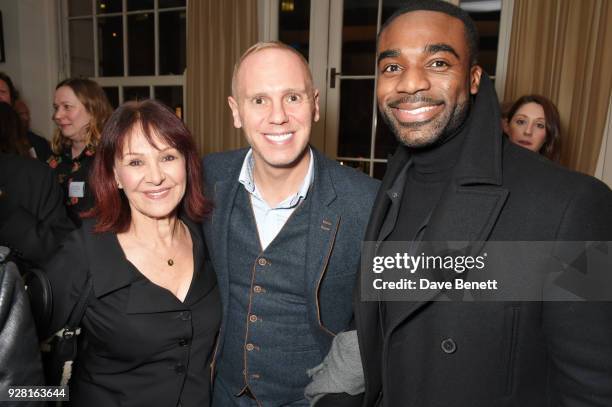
<box><xmin>48</xmin><ymin>78</ymin><xmax>112</xmax><ymax>226</ymax></box>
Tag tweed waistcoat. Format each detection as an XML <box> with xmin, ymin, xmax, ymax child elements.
<box><xmin>216</xmin><ymin>188</ymin><xmax>319</xmax><ymax>405</ymax></box>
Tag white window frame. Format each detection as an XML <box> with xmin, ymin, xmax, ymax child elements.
<box><xmin>59</xmin><ymin>0</ymin><xmax>186</xmax><ymax>114</ymax></box>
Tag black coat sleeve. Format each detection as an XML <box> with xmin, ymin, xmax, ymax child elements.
<box><xmin>43</xmin><ymin>228</ymin><xmax>90</xmax><ymax>337</ymax></box>
<box><xmin>544</xmin><ymin>178</ymin><xmax>612</xmax><ymax>405</ymax></box>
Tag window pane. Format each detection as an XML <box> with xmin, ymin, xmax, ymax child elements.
<box><xmin>124</xmin><ymin>87</ymin><xmax>150</xmax><ymax>102</ymax></box>
<box><xmin>98</xmin><ymin>16</ymin><xmax>124</xmax><ymax>76</ymax></box>
<box><xmin>159</xmin><ymin>11</ymin><xmax>186</xmax><ymax>75</ymax></box>
<box><xmin>337</xmin><ymin>160</ymin><xmax>370</xmax><ymax>176</ymax></box>
<box><xmin>278</xmin><ymin>0</ymin><xmax>310</xmax><ymax>60</ymax></box>
<box><xmin>128</xmin><ymin>13</ymin><xmax>154</xmax><ymax>76</ymax></box>
<box><xmin>374</xmin><ymin>110</ymin><xmax>398</xmax><ymax>159</ymax></box>
<box><xmin>159</xmin><ymin>0</ymin><xmax>186</xmax><ymax>8</ymax></box>
<box><xmin>155</xmin><ymin>86</ymin><xmax>183</xmax><ymax>119</ymax></box>
<box><xmin>103</xmin><ymin>87</ymin><xmax>119</xmax><ymax>108</ymax></box>
<box><xmin>68</xmin><ymin>0</ymin><xmax>92</xmax><ymax>17</ymax></box>
<box><xmin>466</xmin><ymin>10</ymin><xmax>501</xmax><ymax>75</ymax></box>
<box><xmin>69</xmin><ymin>19</ymin><xmax>95</xmax><ymax>78</ymax></box>
<box><xmin>342</xmin><ymin>0</ymin><xmax>378</xmax><ymax>75</ymax></box>
<box><xmin>96</xmin><ymin>0</ymin><xmax>122</xmax><ymax>14</ymax></box>
<box><xmin>337</xmin><ymin>79</ymin><xmax>374</xmax><ymax>158</ymax></box>
<box><xmin>127</xmin><ymin>0</ymin><xmax>154</xmax><ymax>11</ymax></box>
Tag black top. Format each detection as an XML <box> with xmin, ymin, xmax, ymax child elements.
<box><xmin>47</xmin><ymin>145</ymin><xmax>96</xmax><ymax>226</ymax></box>
<box><xmin>45</xmin><ymin>218</ymin><xmax>221</xmax><ymax>407</ymax></box>
<box><xmin>387</xmin><ymin>123</ymin><xmax>465</xmax><ymax>242</ymax></box>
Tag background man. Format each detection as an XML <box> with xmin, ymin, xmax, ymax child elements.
<box><xmin>355</xmin><ymin>1</ymin><xmax>612</xmax><ymax>406</ymax></box>
<box><xmin>0</xmin><ymin>72</ymin><xmax>52</xmax><ymax>162</ymax></box>
<box><xmin>202</xmin><ymin>41</ymin><xmax>379</xmax><ymax>406</ymax></box>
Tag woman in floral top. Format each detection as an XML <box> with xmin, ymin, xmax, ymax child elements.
<box><xmin>48</xmin><ymin>78</ymin><xmax>112</xmax><ymax>226</ymax></box>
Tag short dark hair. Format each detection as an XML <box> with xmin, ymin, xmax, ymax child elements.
<box><xmin>507</xmin><ymin>95</ymin><xmax>562</xmax><ymax>162</ymax></box>
<box><xmin>379</xmin><ymin>0</ymin><xmax>479</xmax><ymax>65</ymax></box>
<box><xmin>85</xmin><ymin>99</ymin><xmax>211</xmax><ymax>233</ymax></box>
<box><xmin>0</xmin><ymin>72</ymin><xmax>19</xmax><ymax>104</ymax></box>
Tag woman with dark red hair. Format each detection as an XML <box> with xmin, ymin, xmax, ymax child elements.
<box><xmin>44</xmin><ymin>99</ymin><xmax>220</xmax><ymax>406</ymax></box>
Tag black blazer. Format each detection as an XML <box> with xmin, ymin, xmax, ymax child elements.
<box><xmin>355</xmin><ymin>76</ymin><xmax>612</xmax><ymax>406</ymax></box>
<box><xmin>45</xmin><ymin>218</ymin><xmax>221</xmax><ymax>407</ymax></box>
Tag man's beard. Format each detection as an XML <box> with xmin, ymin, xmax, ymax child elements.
<box><xmin>380</xmin><ymin>95</ymin><xmax>470</xmax><ymax>148</ymax></box>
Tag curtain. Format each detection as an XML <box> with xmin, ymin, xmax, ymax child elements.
<box><xmin>503</xmin><ymin>0</ymin><xmax>612</xmax><ymax>174</ymax></box>
<box><xmin>186</xmin><ymin>0</ymin><xmax>258</xmax><ymax>156</ymax></box>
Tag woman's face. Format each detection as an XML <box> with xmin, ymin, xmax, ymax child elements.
<box><xmin>114</xmin><ymin>126</ymin><xmax>187</xmax><ymax>221</ymax></box>
<box><xmin>505</xmin><ymin>102</ymin><xmax>547</xmax><ymax>153</ymax></box>
<box><xmin>53</xmin><ymin>86</ymin><xmax>92</xmax><ymax>142</ymax></box>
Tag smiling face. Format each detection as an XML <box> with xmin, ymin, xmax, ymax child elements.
<box><xmin>113</xmin><ymin>126</ymin><xmax>187</xmax><ymax>221</ymax></box>
<box><xmin>376</xmin><ymin>11</ymin><xmax>482</xmax><ymax>147</ymax></box>
<box><xmin>228</xmin><ymin>47</ymin><xmax>319</xmax><ymax>172</ymax></box>
<box><xmin>53</xmin><ymin>86</ymin><xmax>93</xmax><ymax>142</ymax></box>
<box><xmin>504</xmin><ymin>102</ymin><xmax>547</xmax><ymax>153</ymax></box>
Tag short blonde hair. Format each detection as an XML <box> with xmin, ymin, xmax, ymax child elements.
<box><xmin>231</xmin><ymin>41</ymin><xmax>314</xmax><ymax>98</ymax></box>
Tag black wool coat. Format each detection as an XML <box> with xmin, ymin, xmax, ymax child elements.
<box><xmin>355</xmin><ymin>76</ymin><xmax>612</xmax><ymax>407</ymax></box>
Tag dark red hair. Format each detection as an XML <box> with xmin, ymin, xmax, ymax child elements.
<box><xmin>85</xmin><ymin>99</ymin><xmax>211</xmax><ymax>233</ymax></box>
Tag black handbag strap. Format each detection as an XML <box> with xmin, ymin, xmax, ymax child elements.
<box><xmin>61</xmin><ymin>277</ymin><xmax>93</xmax><ymax>340</ymax></box>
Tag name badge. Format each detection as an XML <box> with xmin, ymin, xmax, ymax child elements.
<box><xmin>68</xmin><ymin>181</ymin><xmax>85</xmax><ymax>198</ymax></box>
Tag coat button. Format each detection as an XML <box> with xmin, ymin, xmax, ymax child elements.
<box><xmin>253</xmin><ymin>285</ymin><xmax>262</xmax><ymax>293</ymax></box>
<box><xmin>257</xmin><ymin>258</ymin><xmax>267</xmax><ymax>266</ymax></box>
<box><xmin>180</xmin><ymin>311</ymin><xmax>191</xmax><ymax>321</ymax></box>
<box><xmin>249</xmin><ymin>314</ymin><xmax>258</xmax><ymax>323</ymax></box>
<box><xmin>441</xmin><ymin>338</ymin><xmax>457</xmax><ymax>354</ymax></box>
<box><xmin>175</xmin><ymin>363</ymin><xmax>186</xmax><ymax>374</ymax></box>
<box><xmin>246</xmin><ymin>343</ymin><xmax>255</xmax><ymax>351</ymax></box>
<box><xmin>179</xmin><ymin>338</ymin><xmax>189</xmax><ymax>347</ymax></box>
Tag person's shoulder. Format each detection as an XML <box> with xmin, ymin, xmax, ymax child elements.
<box><xmin>314</xmin><ymin>149</ymin><xmax>380</xmax><ymax>191</ymax></box>
<box><xmin>0</xmin><ymin>152</ymin><xmax>53</xmax><ymax>181</ymax></box>
<box><xmin>504</xmin><ymin>142</ymin><xmax>610</xmax><ymax>195</ymax></box>
<box><xmin>202</xmin><ymin>148</ymin><xmax>248</xmax><ymax>167</ymax></box>
<box><xmin>202</xmin><ymin>148</ymin><xmax>248</xmax><ymax>180</ymax></box>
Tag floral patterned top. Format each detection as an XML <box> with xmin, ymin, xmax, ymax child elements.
<box><xmin>47</xmin><ymin>145</ymin><xmax>96</xmax><ymax>226</ymax></box>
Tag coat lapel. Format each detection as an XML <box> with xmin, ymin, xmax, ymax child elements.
<box><xmin>205</xmin><ymin>176</ymin><xmax>240</xmax><ymax>317</ymax></box>
<box><xmin>373</xmin><ymin>75</ymin><xmax>511</xmax><ymax>340</ymax></box>
<box><xmin>305</xmin><ymin>150</ymin><xmax>340</xmax><ymax>330</ymax></box>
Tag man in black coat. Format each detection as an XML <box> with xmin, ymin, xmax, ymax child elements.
<box><xmin>0</xmin><ymin>153</ymin><xmax>74</xmax><ymax>267</ymax></box>
<box><xmin>353</xmin><ymin>1</ymin><xmax>612</xmax><ymax>406</ymax></box>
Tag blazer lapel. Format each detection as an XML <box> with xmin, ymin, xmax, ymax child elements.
<box><xmin>306</xmin><ymin>151</ymin><xmax>340</xmax><ymax>323</ymax></box>
<box><xmin>205</xmin><ymin>177</ymin><xmax>240</xmax><ymax>316</ymax></box>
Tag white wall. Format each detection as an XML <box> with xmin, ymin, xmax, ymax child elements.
<box><xmin>0</xmin><ymin>0</ymin><xmax>60</xmax><ymax>140</ymax></box>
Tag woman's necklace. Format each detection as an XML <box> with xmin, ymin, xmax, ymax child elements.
<box><xmin>165</xmin><ymin>221</ymin><xmax>185</xmax><ymax>267</ymax></box>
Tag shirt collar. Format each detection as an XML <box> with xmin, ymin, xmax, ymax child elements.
<box><xmin>238</xmin><ymin>148</ymin><xmax>315</xmax><ymax>208</ymax></box>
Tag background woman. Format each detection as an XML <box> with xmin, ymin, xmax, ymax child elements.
<box><xmin>44</xmin><ymin>100</ymin><xmax>219</xmax><ymax>406</ymax></box>
<box><xmin>49</xmin><ymin>78</ymin><xmax>112</xmax><ymax>225</ymax></box>
<box><xmin>503</xmin><ymin>94</ymin><xmax>561</xmax><ymax>162</ymax></box>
